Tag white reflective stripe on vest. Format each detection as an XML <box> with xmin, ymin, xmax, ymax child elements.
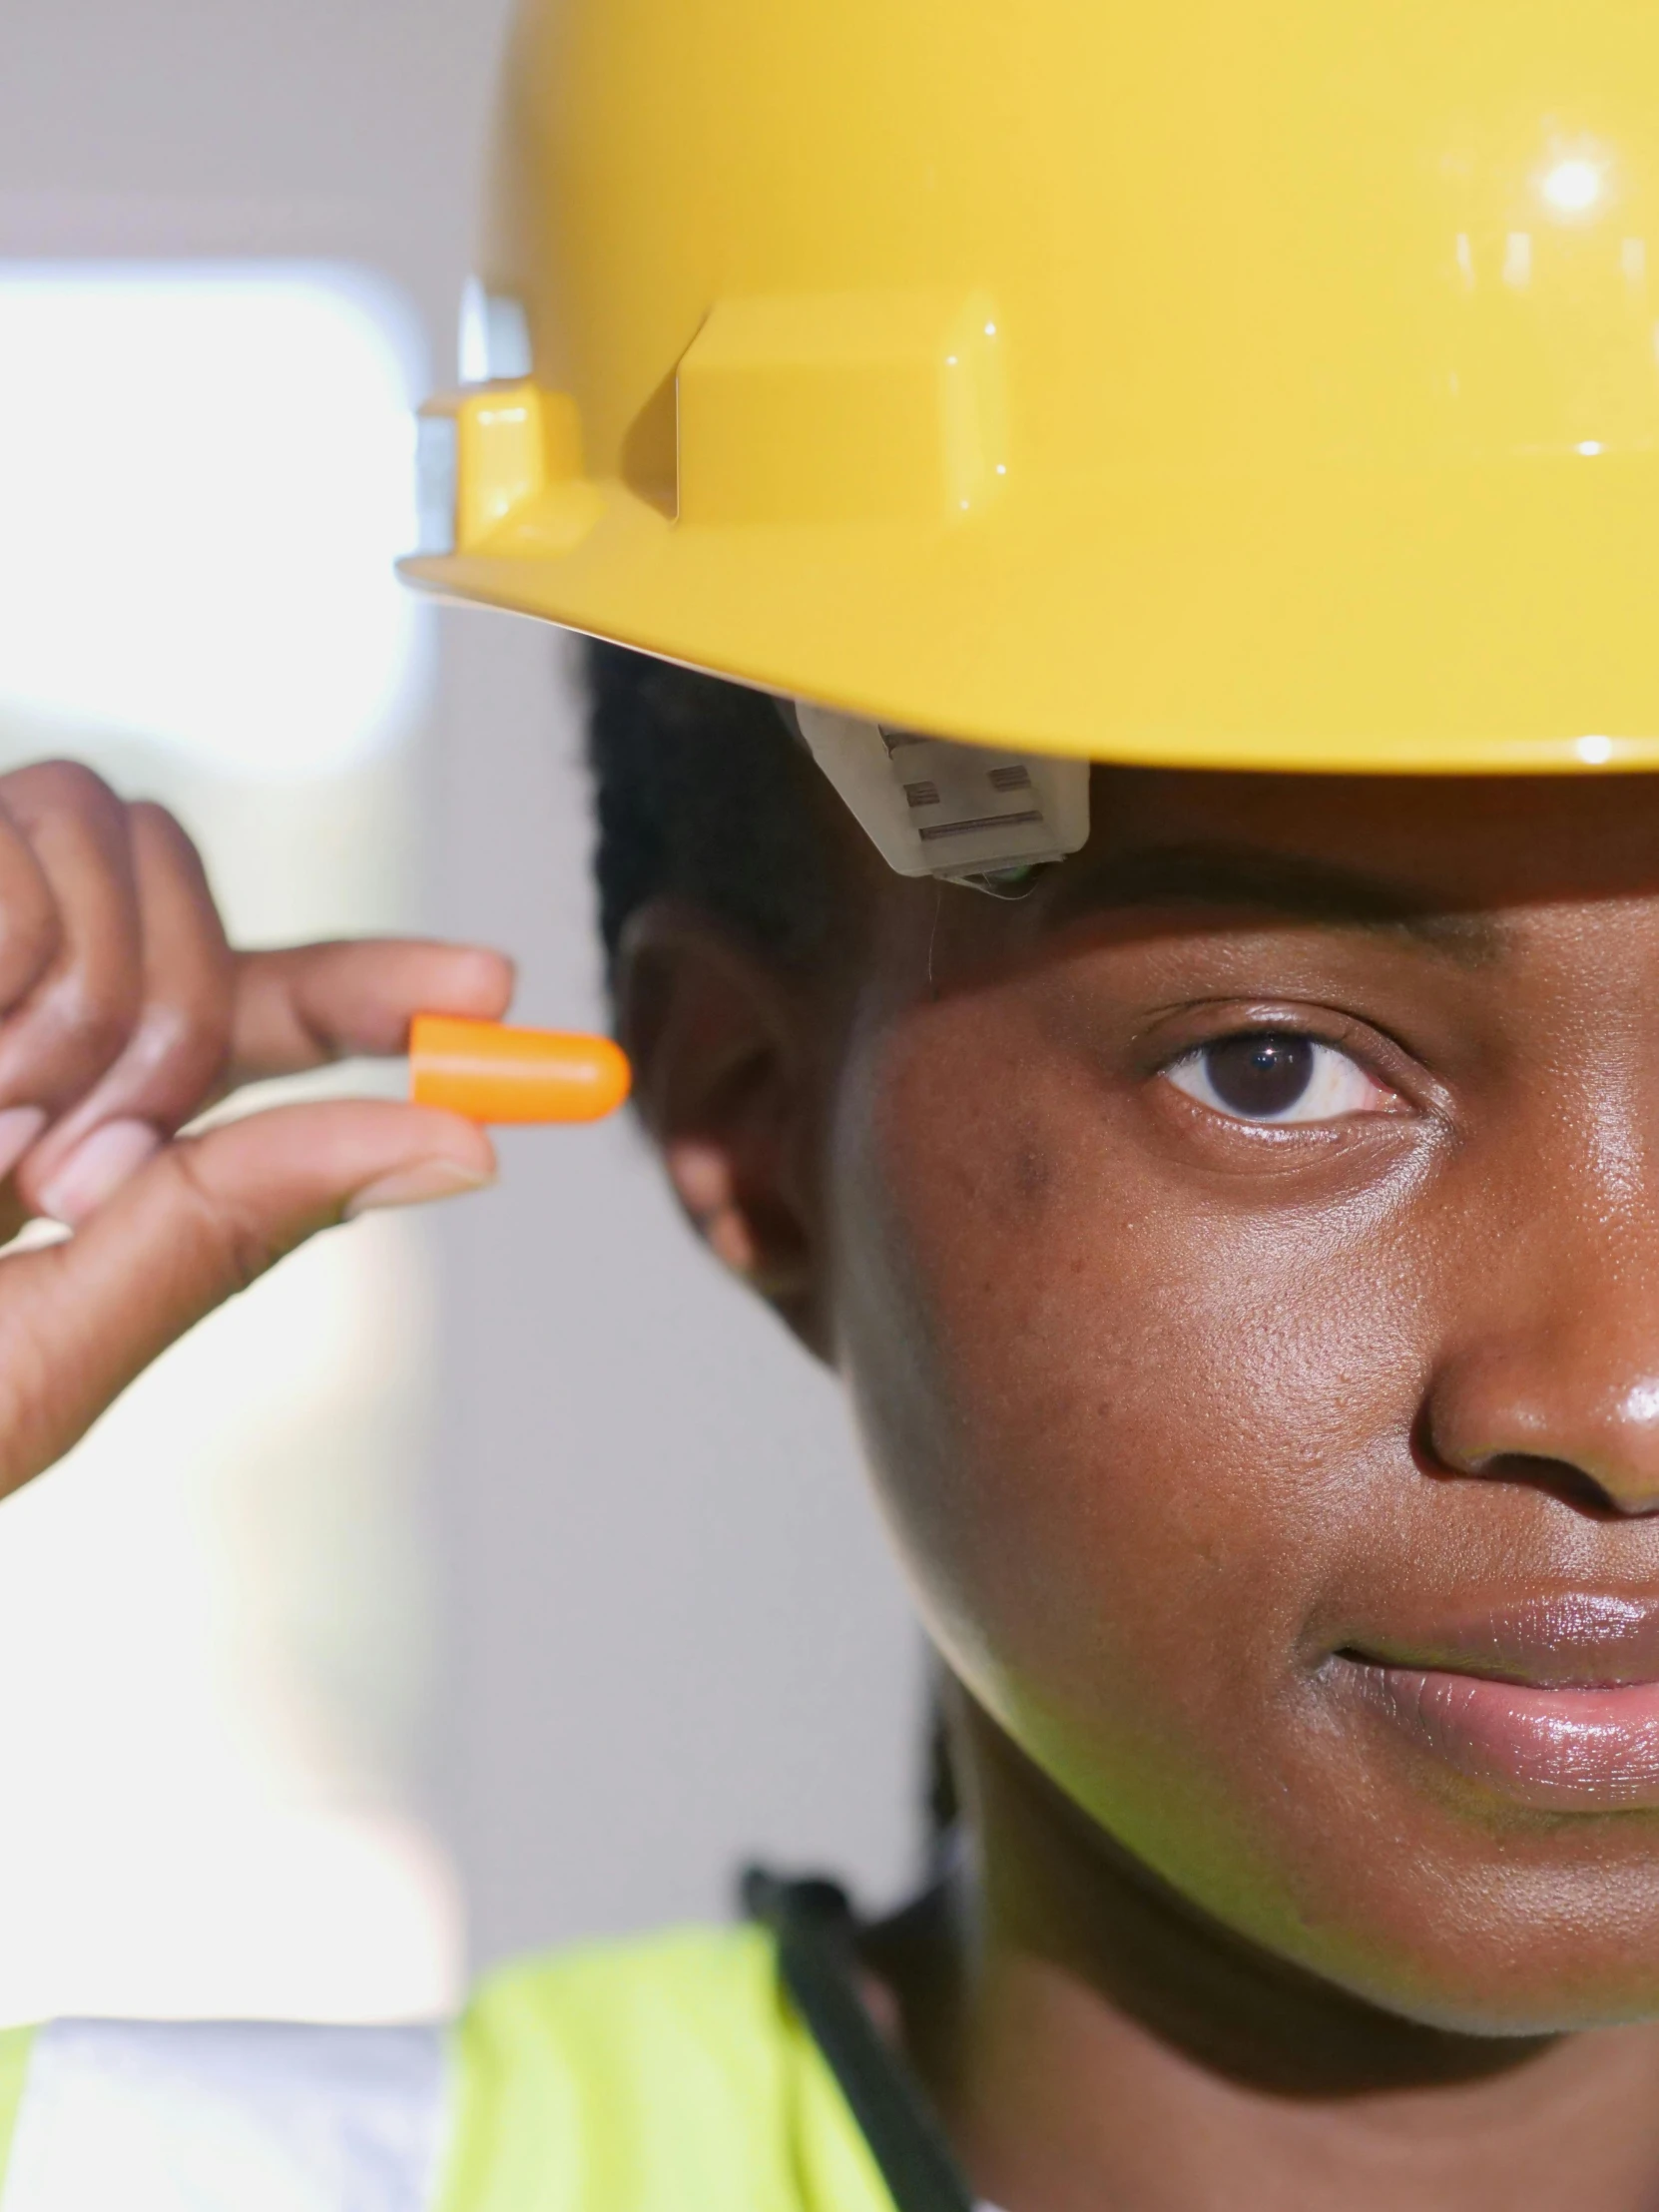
<box><xmin>0</xmin><ymin>2019</ymin><xmax>449</xmax><ymax>2212</ymax></box>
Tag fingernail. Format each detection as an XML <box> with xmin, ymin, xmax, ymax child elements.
<box><xmin>344</xmin><ymin>1158</ymin><xmax>496</xmax><ymax>1220</ymax></box>
<box><xmin>38</xmin><ymin>1118</ymin><xmax>162</xmax><ymax>1226</ymax></box>
<box><xmin>0</xmin><ymin>1107</ymin><xmax>47</xmax><ymax>1185</ymax></box>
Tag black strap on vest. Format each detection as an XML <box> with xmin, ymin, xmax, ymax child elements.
<box><xmin>742</xmin><ymin>1868</ymin><xmax>975</xmax><ymax>2212</ymax></box>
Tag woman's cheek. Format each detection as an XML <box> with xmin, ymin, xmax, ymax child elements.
<box><xmin>828</xmin><ymin>994</ymin><xmax>1426</xmax><ymax>1776</ymax></box>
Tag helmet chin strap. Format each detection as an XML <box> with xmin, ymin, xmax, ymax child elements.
<box><xmin>791</xmin><ymin>702</ymin><xmax>1090</xmax><ymax>894</ymax></box>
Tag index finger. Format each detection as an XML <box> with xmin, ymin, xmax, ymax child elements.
<box><xmin>230</xmin><ymin>940</ymin><xmax>515</xmax><ymax>1083</ymax></box>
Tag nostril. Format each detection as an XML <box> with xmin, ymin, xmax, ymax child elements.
<box><xmin>1417</xmin><ymin>1372</ymin><xmax>1659</xmax><ymax>1517</ymax></box>
<box><xmin>1418</xmin><ymin>1428</ymin><xmax>1659</xmax><ymax>1518</ymax></box>
<box><xmin>1474</xmin><ymin>1452</ymin><xmax>1642</xmax><ymax>1518</ymax></box>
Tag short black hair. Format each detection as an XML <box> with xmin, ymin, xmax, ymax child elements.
<box><xmin>586</xmin><ymin>638</ymin><xmax>959</xmax><ymax>1861</ymax></box>
<box><xmin>583</xmin><ymin>639</ymin><xmax>838</xmax><ymax>973</ymax></box>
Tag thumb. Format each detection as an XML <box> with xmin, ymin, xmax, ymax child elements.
<box><xmin>0</xmin><ymin>1100</ymin><xmax>493</xmax><ymax>1497</ymax></box>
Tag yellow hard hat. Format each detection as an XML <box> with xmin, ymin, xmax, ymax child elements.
<box><xmin>403</xmin><ymin>0</ymin><xmax>1659</xmax><ymax>775</ymax></box>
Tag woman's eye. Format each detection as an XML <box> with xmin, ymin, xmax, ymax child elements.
<box><xmin>1164</xmin><ymin>1032</ymin><xmax>1391</xmax><ymax>1125</ymax></box>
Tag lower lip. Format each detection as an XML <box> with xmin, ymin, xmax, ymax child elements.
<box><xmin>1349</xmin><ymin>1662</ymin><xmax>1659</xmax><ymax>1809</ymax></box>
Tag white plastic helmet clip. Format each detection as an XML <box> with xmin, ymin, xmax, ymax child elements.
<box><xmin>794</xmin><ymin>703</ymin><xmax>1089</xmax><ymax>890</ymax></box>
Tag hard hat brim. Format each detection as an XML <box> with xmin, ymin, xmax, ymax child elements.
<box><xmin>403</xmin><ymin>455</ymin><xmax>1659</xmax><ymax>774</ymax></box>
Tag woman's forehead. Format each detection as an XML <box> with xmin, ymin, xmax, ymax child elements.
<box><xmin>1088</xmin><ymin>767</ymin><xmax>1659</xmax><ymax>916</ymax></box>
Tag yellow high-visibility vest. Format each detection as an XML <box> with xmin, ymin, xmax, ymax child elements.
<box><xmin>0</xmin><ymin>1926</ymin><xmax>911</xmax><ymax>2212</ymax></box>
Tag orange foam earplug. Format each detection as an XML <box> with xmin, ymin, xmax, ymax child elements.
<box><xmin>409</xmin><ymin>1014</ymin><xmax>632</xmax><ymax>1124</ymax></box>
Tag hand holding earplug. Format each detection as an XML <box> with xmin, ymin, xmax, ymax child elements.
<box><xmin>0</xmin><ymin>759</ymin><xmax>516</xmax><ymax>1501</ymax></box>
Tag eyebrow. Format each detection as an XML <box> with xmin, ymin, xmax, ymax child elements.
<box><xmin>1044</xmin><ymin>841</ymin><xmax>1503</xmax><ymax>964</ymax></box>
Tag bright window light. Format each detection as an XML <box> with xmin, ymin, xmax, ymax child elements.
<box><xmin>0</xmin><ymin>266</ymin><xmax>425</xmax><ymax>780</ymax></box>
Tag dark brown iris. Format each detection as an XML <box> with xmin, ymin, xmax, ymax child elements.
<box><xmin>1203</xmin><ymin>1034</ymin><xmax>1314</xmax><ymax>1118</ymax></box>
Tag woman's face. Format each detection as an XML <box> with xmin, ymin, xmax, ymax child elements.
<box><xmin>826</xmin><ymin>766</ymin><xmax>1659</xmax><ymax>2034</ymax></box>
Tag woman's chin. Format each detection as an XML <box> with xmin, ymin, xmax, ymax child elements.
<box><xmin>1276</xmin><ymin>1874</ymin><xmax>1659</xmax><ymax>2041</ymax></box>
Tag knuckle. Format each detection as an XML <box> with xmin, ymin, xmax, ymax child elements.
<box><xmin>130</xmin><ymin>799</ymin><xmax>203</xmax><ymax>861</ymax></box>
<box><xmin>0</xmin><ymin>894</ymin><xmax>59</xmax><ymax>985</ymax></box>
<box><xmin>42</xmin><ymin>972</ymin><xmax>136</xmax><ymax>1072</ymax></box>
<box><xmin>7</xmin><ymin>759</ymin><xmax>123</xmax><ymax>823</ymax></box>
<box><xmin>131</xmin><ymin>802</ymin><xmax>223</xmax><ymax>930</ymax></box>
<box><xmin>164</xmin><ymin>1143</ymin><xmax>287</xmax><ymax>1299</ymax></box>
<box><xmin>135</xmin><ymin>1001</ymin><xmax>233</xmax><ymax>1108</ymax></box>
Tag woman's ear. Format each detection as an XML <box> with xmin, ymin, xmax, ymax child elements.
<box><xmin>614</xmin><ymin>898</ymin><xmax>830</xmax><ymax>1356</ymax></box>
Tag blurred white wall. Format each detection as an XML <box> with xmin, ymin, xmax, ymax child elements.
<box><xmin>0</xmin><ymin>0</ymin><xmax>922</xmax><ymax>2001</ymax></box>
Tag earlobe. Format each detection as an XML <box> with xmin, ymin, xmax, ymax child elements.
<box><xmin>614</xmin><ymin>899</ymin><xmax>829</xmax><ymax>1351</ymax></box>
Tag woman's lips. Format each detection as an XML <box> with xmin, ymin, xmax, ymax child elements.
<box><xmin>1340</xmin><ymin>1595</ymin><xmax>1659</xmax><ymax>1809</ymax></box>
<box><xmin>1348</xmin><ymin>1663</ymin><xmax>1659</xmax><ymax>1808</ymax></box>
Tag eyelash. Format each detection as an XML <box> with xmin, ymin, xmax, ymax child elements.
<box><xmin>1163</xmin><ymin>1032</ymin><xmax>1397</xmax><ymax>1127</ymax></box>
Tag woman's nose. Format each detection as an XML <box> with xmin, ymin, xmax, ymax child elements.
<box><xmin>1424</xmin><ymin>1245</ymin><xmax>1659</xmax><ymax>1517</ymax></box>
<box><xmin>1426</xmin><ymin>1359</ymin><xmax>1659</xmax><ymax>1515</ymax></box>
